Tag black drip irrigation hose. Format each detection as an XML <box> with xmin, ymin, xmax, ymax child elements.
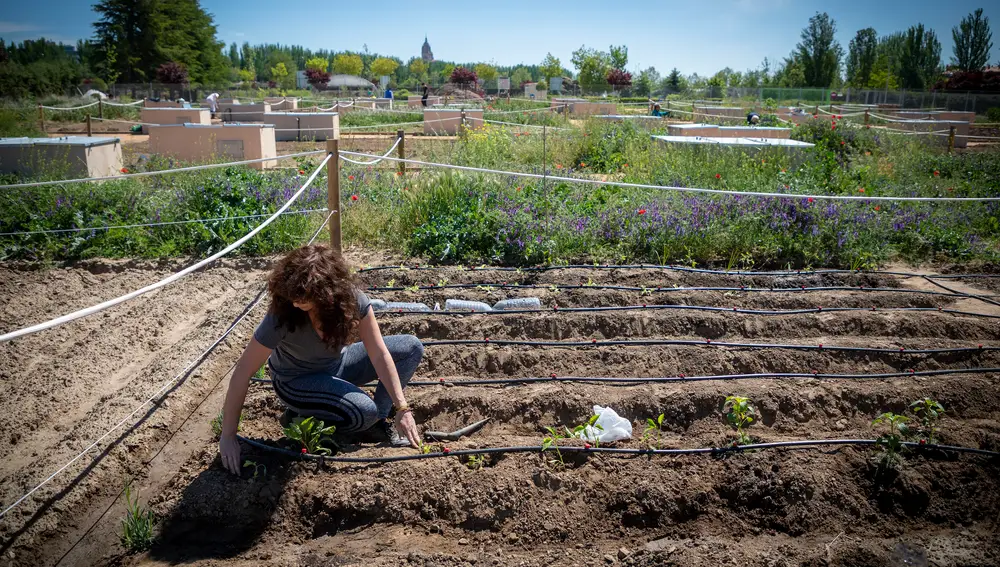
<box><xmin>419</xmin><ymin>338</ymin><xmax>999</xmax><ymax>355</ymax></box>
<box><xmin>236</xmin><ymin>436</ymin><xmax>1000</xmax><ymax>463</ymax></box>
<box><xmin>922</xmin><ymin>276</ymin><xmax>1000</xmax><ymax>309</ymax></box>
<box><xmin>357</xmin><ymin>264</ymin><xmax>1000</xmax><ymax>280</ymax></box>
<box><xmin>250</xmin><ymin>367</ymin><xmax>1000</xmax><ymax>387</ymax></box>
<box><xmin>366</xmin><ymin>283</ymin><xmax>999</xmax><ymax>300</ymax></box>
<box><xmin>376</xmin><ymin>304</ymin><xmax>1000</xmax><ymax>320</ymax></box>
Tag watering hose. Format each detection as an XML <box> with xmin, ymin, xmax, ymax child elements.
<box><xmin>236</xmin><ymin>436</ymin><xmax>1000</xmax><ymax>463</ymax></box>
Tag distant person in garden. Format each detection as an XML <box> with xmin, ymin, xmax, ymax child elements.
<box><xmin>421</xmin><ymin>82</ymin><xmax>429</xmax><ymax>107</ymax></box>
<box><xmin>205</xmin><ymin>92</ymin><xmax>220</xmax><ymax>117</ymax></box>
<box><xmin>651</xmin><ymin>102</ymin><xmax>668</xmax><ymax>117</ymax></box>
<box><xmin>747</xmin><ymin>111</ymin><xmax>761</xmax><ymax>125</ymax></box>
<box><xmin>385</xmin><ymin>86</ymin><xmax>393</xmax><ymax>99</ymax></box>
<box><xmin>218</xmin><ymin>245</ymin><xmax>424</xmax><ymax>475</ymax></box>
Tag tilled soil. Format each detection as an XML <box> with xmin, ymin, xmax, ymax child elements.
<box><xmin>1</xmin><ymin>258</ymin><xmax>999</xmax><ymax>567</ymax></box>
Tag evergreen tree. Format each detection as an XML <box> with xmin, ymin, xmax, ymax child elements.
<box><xmin>898</xmin><ymin>24</ymin><xmax>941</xmax><ymax>89</ymax></box>
<box><xmin>952</xmin><ymin>9</ymin><xmax>993</xmax><ymax>71</ymax></box>
<box><xmin>228</xmin><ymin>42</ymin><xmax>239</xmax><ymax>67</ymax></box>
<box><xmin>846</xmin><ymin>27</ymin><xmax>878</xmax><ymax>87</ymax></box>
<box><xmin>92</xmin><ymin>0</ymin><xmax>160</xmax><ymax>83</ymax></box>
<box><xmin>795</xmin><ymin>12</ymin><xmax>843</xmax><ymax>87</ymax></box>
<box><xmin>667</xmin><ymin>68</ymin><xmax>682</xmax><ymax>92</ymax></box>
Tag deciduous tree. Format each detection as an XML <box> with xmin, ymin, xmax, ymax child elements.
<box><xmin>952</xmin><ymin>9</ymin><xmax>993</xmax><ymax>71</ymax></box>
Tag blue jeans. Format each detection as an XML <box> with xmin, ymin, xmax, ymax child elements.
<box><xmin>272</xmin><ymin>335</ymin><xmax>423</xmax><ymax>433</ymax></box>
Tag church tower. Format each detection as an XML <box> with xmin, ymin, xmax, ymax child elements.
<box><xmin>421</xmin><ymin>36</ymin><xmax>434</xmax><ymax>64</ymax></box>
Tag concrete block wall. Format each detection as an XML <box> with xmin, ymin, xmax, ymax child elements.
<box><xmin>668</xmin><ymin>124</ymin><xmax>721</xmax><ymax>137</ymax></box>
<box><xmin>264</xmin><ymin>112</ymin><xmax>339</xmax><ymax>141</ymax></box>
<box><xmin>264</xmin><ymin>98</ymin><xmax>299</xmax><ymax>111</ymax></box>
<box><xmin>0</xmin><ymin>136</ymin><xmax>123</xmax><ymax>178</ymax></box>
<box><xmin>423</xmin><ymin>109</ymin><xmax>484</xmax><ymax>135</ymax></box>
<box><xmin>149</xmin><ymin>124</ymin><xmax>277</xmax><ymax>169</ymax></box>
<box><xmin>139</xmin><ymin>108</ymin><xmax>211</xmax><ymax>134</ymax></box>
<box><xmin>718</xmin><ymin>126</ymin><xmax>792</xmax><ymax>139</ymax></box>
<box><xmin>218</xmin><ymin>102</ymin><xmax>272</xmax><ymax>123</ymax></box>
<box><xmin>890</xmin><ymin>120</ymin><xmax>970</xmax><ymax>148</ymax></box>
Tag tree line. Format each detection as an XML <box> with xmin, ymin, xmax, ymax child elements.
<box><xmin>0</xmin><ymin>3</ymin><xmax>995</xmax><ymax>99</ymax></box>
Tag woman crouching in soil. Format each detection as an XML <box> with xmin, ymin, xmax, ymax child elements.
<box><xmin>219</xmin><ymin>245</ymin><xmax>423</xmax><ymax>474</ymax></box>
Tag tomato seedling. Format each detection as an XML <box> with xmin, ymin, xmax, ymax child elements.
<box><xmin>642</xmin><ymin>413</ymin><xmax>666</xmax><ymax>450</ymax></box>
<box><xmin>909</xmin><ymin>398</ymin><xmax>945</xmax><ymax>444</ymax></box>
<box><xmin>723</xmin><ymin>396</ymin><xmax>756</xmax><ymax>446</ymax></box>
<box><xmin>872</xmin><ymin>412</ymin><xmax>910</xmax><ymax>470</ymax></box>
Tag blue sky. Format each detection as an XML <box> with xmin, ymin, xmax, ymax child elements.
<box><xmin>2</xmin><ymin>1</ymin><xmax>998</xmax><ymax>76</ymax></box>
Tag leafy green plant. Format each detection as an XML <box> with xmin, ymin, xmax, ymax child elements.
<box><xmin>283</xmin><ymin>416</ymin><xmax>337</xmax><ymax>455</ymax></box>
<box><xmin>570</xmin><ymin>414</ymin><xmax>604</xmax><ymax>448</ymax></box>
<box><xmin>119</xmin><ymin>481</ymin><xmax>155</xmax><ymax>552</ymax></box>
<box><xmin>642</xmin><ymin>413</ymin><xmax>666</xmax><ymax>450</ymax></box>
<box><xmin>541</xmin><ymin>426</ymin><xmax>568</xmax><ymax>467</ymax></box>
<box><xmin>243</xmin><ymin>460</ymin><xmax>267</xmax><ymax>480</ymax></box>
<box><xmin>909</xmin><ymin>398</ymin><xmax>945</xmax><ymax>443</ymax></box>
<box><xmin>464</xmin><ymin>454</ymin><xmax>486</xmax><ymax>470</ymax></box>
<box><xmin>723</xmin><ymin>396</ymin><xmax>756</xmax><ymax>446</ymax></box>
<box><xmin>872</xmin><ymin>412</ymin><xmax>910</xmax><ymax>469</ymax></box>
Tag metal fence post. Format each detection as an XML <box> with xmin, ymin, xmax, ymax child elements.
<box><xmin>98</xmin><ymin>99</ymin><xmax>104</xmax><ymax>119</ymax></box>
<box><xmin>38</xmin><ymin>105</ymin><xmax>45</xmax><ymax>134</ymax></box>
<box><xmin>327</xmin><ymin>139</ymin><xmax>342</xmax><ymax>252</ymax></box>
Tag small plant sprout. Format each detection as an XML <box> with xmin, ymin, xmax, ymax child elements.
<box><xmin>464</xmin><ymin>454</ymin><xmax>486</xmax><ymax>470</ymax></box>
<box><xmin>641</xmin><ymin>287</ymin><xmax>653</xmax><ymax>296</ymax></box>
<box><xmin>119</xmin><ymin>480</ymin><xmax>155</xmax><ymax>552</ymax></box>
<box><xmin>571</xmin><ymin>414</ymin><xmax>604</xmax><ymax>448</ymax></box>
<box><xmin>541</xmin><ymin>426</ymin><xmax>568</xmax><ymax>467</ymax></box>
<box><xmin>872</xmin><ymin>412</ymin><xmax>910</xmax><ymax>469</ymax></box>
<box><xmin>475</xmin><ymin>284</ymin><xmax>496</xmax><ymax>293</ymax></box>
<box><xmin>585</xmin><ymin>277</ymin><xmax>596</xmax><ymax>287</ymax></box>
<box><xmin>387</xmin><ymin>278</ymin><xmax>396</xmax><ymax>288</ymax></box>
<box><xmin>405</xmin><ymin>284</ymin><xmax>420</xmax><ymax>292</ymax></box>
<box><xmin>243</xmin><ymin>460</ymin><xmax>267</xmax><ymax>480</ymax></box>
<box><xmin>283</xmin><ymin>416</ymin><xmax>337</xmax><ymax>455</ymax></box>
<box><xmin>642</xmin><ymin>413</ymin><xmax>666</xmax><ymax>450</ymax></box>
<box><xmin>723</xmin><ymin>396</ymin><xmax>756</xmax><ymax>446</ymax></box>
<box><xmin>547</xmin><ymin>284</ymin><xmax>561</xmax><ymax>293</ymax></box>
<box><xmin>909</xmin><ymin>398</ymin><xmax>945</xmax><ymax>444</ymax></box>
<box><xmin>436</xmin><ymin>277</ymin><xmax>449</xmax><ymax>287</ymax></box>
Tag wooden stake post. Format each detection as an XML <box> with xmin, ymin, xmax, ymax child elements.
<box><xmin>86</xmin><ymin>114</ymin><xmax>92</xmax><ymax>137</ymax></box>
<box><xmin>38</xmin><ymin>105</ymin><xmax>44</xmax><ymax>134</ymax></box>
<box><xmin>397</xmin><ymin>129</ymin><xmax>405</xmax><ymax>176</ymax></box>
<box><xmin>948</xmin><ymin>126</ymin><xmax>956</xmax><ymax>153</ymax></box>
<box><xmin>327</xmin><ymin>139</ymin><xmax>342</xmax><ymax>252</ymax></box>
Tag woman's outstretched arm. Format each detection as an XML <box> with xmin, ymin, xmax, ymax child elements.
<box><xmin>219</xmin><ymin>337</ymin><xmax>273</xmax><ymax>474</ymax></box>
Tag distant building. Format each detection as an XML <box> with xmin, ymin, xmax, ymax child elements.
<box><xmin>421</xmin><ymin>36</ymin><xmax>433</xmax><ymax>64</ymax></box>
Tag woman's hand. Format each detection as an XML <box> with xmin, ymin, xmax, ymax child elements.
<box><xmin>219</xmin><ymin>434</ymin><xmax>242</xmax><ymax>475</ymax></box>
<box><xmin>395</xmin><ymin>410</ymin><xmax>421</xmax><ymax>448</ymax></box>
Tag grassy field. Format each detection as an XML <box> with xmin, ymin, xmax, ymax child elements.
<box><xmin>1</xmin><ymin>107</ymin><xmax>997</xmax><ymax>268</ymax></box>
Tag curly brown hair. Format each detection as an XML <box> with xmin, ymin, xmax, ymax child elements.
<box><xmin>266</xmin><ymin>245</ymin><xmax>360</xmax><ymax>349</ymax></box>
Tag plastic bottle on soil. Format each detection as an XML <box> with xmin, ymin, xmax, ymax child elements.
<box><xmin>370</xmin><ymin>298</ymin><xmax>388</xmax><ymax>311</ymax></box>
<box><xmin>492</xmin><ymin>297</ymin><xmax>542</xmax><ymax>310</ymax></box>
<box><xmin>445</xmin><ymin>299</ymin><xmax>493</xmax><ymax>312</ymax></box>
<box><xmin>383</xmin><ymin>302</ymin><xmax>431</xmax><ymax>312</ymax></box>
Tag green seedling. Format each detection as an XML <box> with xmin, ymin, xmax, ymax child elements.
<box><xmin>909</xmin><ymin>398</ymin><xmax>945</xmax><ymax>444</ymax></box>
<box><xmin>547</xmin><ymin>284</ymin><xmax>561</xmax><ymax>293</ymax></box>
<box><xmin>642</xmin><ymin>413</ymin><xmax>666</xmax><ymax>450</ymax></box>
<box><xmin>283</xmin><ymin>416</ymin><xmax>337</xmax><ymax>455</ymax></box>
<box><xmin>475</xmin><ymin>284</ymin><xmax>495</xmax><ymax>292</ymax></box>
<box><xmin>640</xmin><ymin>287</ymin><xmax>652</xmax><ymax>296</ymax></box>
<box><xmin>405</xmin><ymin>284</ymin><xmax>420</xmax><ymax>292</ymax></box>
<box><xmin>464</xmin><ymin>454</ymin><xmax>486</xmax><ymax>470</ymax></box>
<box><xmin>210</xmin><ymin>410</ymin><xmax>241</xmax><ymax>439</ymax></box>
<box><xmin>872</xmin><ymin>412</ymin><xmax>910</xmax><ymax>469</ymax></box>
<box><xmin>570</xmin><ymin>414</ymin><xmax>604</xmax><ymax>448</ymax></box>
<box><xmin>243</xmin><ymin>460</ymin><xmax>267</xmax><ymax>480</ymax></box>
<box><xmin>436</xmin><ymin>277</ymin><xmax>449</xmax><ymax>287</ymax></box>
<box><xmin>387</xmin><ymin>278</ymin><xmax>396</xmax><ymax>288</ymax></box>
<box><xmin>585</xmin><ymin>277</ymin><xmax>596</xmax><ymax>287</ymax></box>
<box><xmin>724</xmin><ymin>396</ymin><xmax>756</xmax><ymax>446</ymax></box>
<box><xmin>119</xmin><ymin>480</ymin><xmax>155</xmax><ymax>552</ymax></box>
<box><xmin>541</xmin><ymin>426</ymin><xmax>568</xmax><ymax>467</ymax></box>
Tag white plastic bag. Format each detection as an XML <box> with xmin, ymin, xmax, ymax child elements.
<box><xmin>575</xmin><ymin>405</ymin><xmax>632</xmax><ymax>443</ymax></box>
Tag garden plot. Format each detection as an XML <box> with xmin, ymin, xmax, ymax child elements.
<box><xmin>3</xmin><ymin>259</ymin><xmax>996</xmax><ymax>566</ymax></box>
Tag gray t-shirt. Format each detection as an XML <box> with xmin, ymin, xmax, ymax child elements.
<box><xmin>254</xmin><ymin>289</ymin><xmax>371</xmax><ymax>379</ymax></box>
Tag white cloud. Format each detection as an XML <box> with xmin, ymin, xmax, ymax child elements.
<box><xmin>0</xmin><ymin>21</ymin><xmax>40</xmax><ymax>33</ymax></box>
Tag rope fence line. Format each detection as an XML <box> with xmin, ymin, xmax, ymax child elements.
<box><xmin>0</xmin><ymin>150</ymin><xmax>325</xmax><ymax>190</ymax></box>
<box><xmin>340</xmin><ymin>136</ymin><xmax>403</xmax><ymax>165</ymax></box>
<box><xmin>237</xmin><ymin>438</ymin><xmax>1000</xmax><ymax>463</ymax></box>
<box><xmin>39</xmin><ymin>101</ymin><xmax>100</xmax><ymax>111</ymax></box>
<box><xmin>0</xmin><ymin>209</ymin><xmax>335</xmax><ymax>521</ymax></box>
<box><xmin>338</xmin><ymin>150</ymin><xmax>1000</xmax><ymax>203</ymax></box>
<box><xmin>0</xmin><ymin>208</ymin><xmax>329</xmax><ymax>237</ymax></box>
<box><xmin>0</xmin><ymin>153</ymin><xmax>332</xmax><ymax>343</ymax></box>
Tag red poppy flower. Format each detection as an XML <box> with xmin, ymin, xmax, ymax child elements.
<box><xmin>555</xmin><ymin>164</ymin><xmax>562</xmax><ymax>169</ymax></box>
<box><xmin>933</xmin><ymin>170</ymin><xmax>939</xmax><ymax>176</ymax></box>
<box><xmin>351</xmin><ymin>194</ymin><xmax>358</xmax><ymax>201</ymax></box>
<box><xmin>781</xmin><ymin>169</ymin><xmax>786</xmax><ymax>173</ymax></box>
<box><xmin>516</xmin><ymin>187</ymin><xmax>522</xmax><ymax>191</ymax></box>
<box><xmin>840</xmin><ymin>141</ymin><xmax>845</xmax><ymax>145</ymax></box>
<box><xmin>301</xmin><ymin>448</ymin><xmax>308</xmax><ymax>454</ymax></box>
<box><xmin>298</xmin><ymin>169</ymin><xmax>305</xmax><ymax>175</ymax></box>
<box><xmin>866</xmin><ymin>124</ymin><xmax>871</xmax><ymax>129</ymax></box>
<box><xmin>715</xmin><ymin>173</ymin><xmax>721</xmax><ymax>179</ymax></box>
<box><xmin>784</xmin><ymin>185</ymin><xmax>789</xmax><ymax>189</ymax></box>
<box><xmin>580</xmin><ymin>162</ymin><xmax>586</xmax><ymax>167</ymax></box>
<box><xmin>120</xmin><ymin>167</ymin><xmax>129</xmax><ymax>174</ymax></box>
<box><xmin>875</xmin><ymin>205</ymin><xmax>880</xmax><ymax>211</ymax></box>
<box><xmin>858</xmin><ymin>188</ymin><xmax>865</xmax><ymax>193</ymax></box>
<box><xmin>807</xmin><ymin>197</ymin><xmax>814</xmax><ymax>203</ymax></box>
<box><xmin>623</xmin><ymin>163</ymin><xmax>629</xmax><ymax>168</ymax></box>
<box><xmin>348</xmin><ymin>175</ymin><xmax>355</xmax><ymax>180</ymax></box>
<box><xmin>638</xmin><ymin>209</ymin><xmax>646</xmax><ymax>215</ymax></box>
<box><xmin>831</xmin><ymin>124</ymin><xmax>836</xmax><ymax>130</ymax></box>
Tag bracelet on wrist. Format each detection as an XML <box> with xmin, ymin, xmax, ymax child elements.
<box><xmin>394</xmin><ymin>404</ymin><xmax>412</xmax><ymax>414</ymax></box>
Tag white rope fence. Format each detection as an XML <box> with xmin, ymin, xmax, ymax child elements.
<box><xmin>0</xmin><ymin>207</ymin><xmax>334</xmax><ymax>521</ymax></box>
<box><xmin>0</xmin><ymin>150</ymin><xmax>325</xmax><ymax>190</ymax></box>
<box><xmin>339</xmin><ymin>150</ymin><xmax>1000</xmax><ymax>203</ymax></box>
<box><xmin>340</xmin><ymin>136</ymin><xmax>403</xmax><ymax>165</ymax></box>
<box><xmin>0</xmin><ymin>152</ymin><xmax>332</xmax><ymax>344</ymax></box>
<box><xmin>40</xmin><ymin>101</ymin><xmax>100</xmax><ymax>111</ymax></box>
<box><xmin>102</xmin><ymin>99</ymin><xmax>146</xmax><ymax>107</ymax></box>
<box><xmin>0</xmin><ymin>208</ymin><xmax>328</xmax><ymax>237</ymax></box>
